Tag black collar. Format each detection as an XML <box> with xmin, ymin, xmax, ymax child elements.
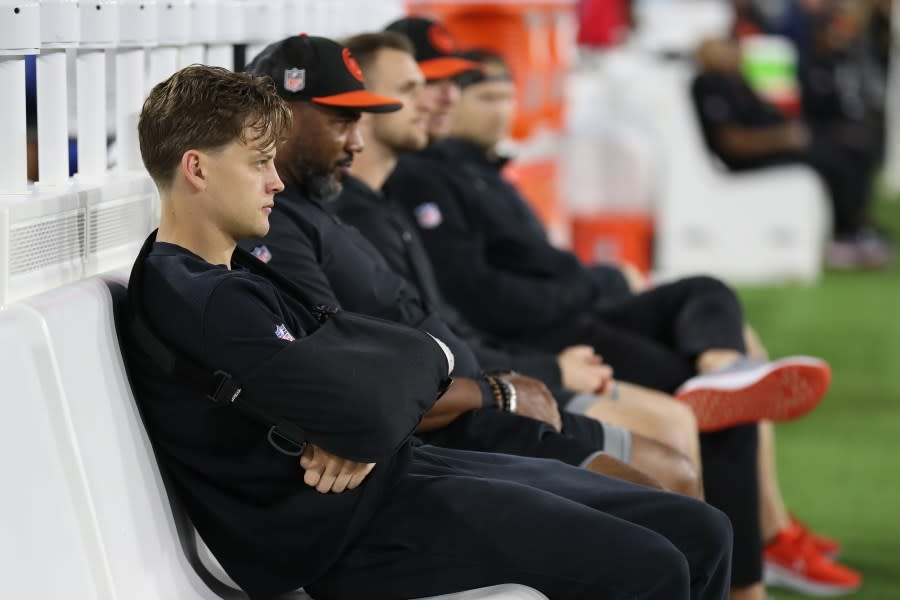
<box><xmin>341</xmin><ymin>174</ymin><xmax>388</xmax><ymax>205</ymax></box>
<box><xmin>437</xmin><ymin>137</ymin><xmax>511</xmax><ymax>171</ymax></box>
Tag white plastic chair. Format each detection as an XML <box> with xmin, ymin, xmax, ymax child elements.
<box><xmin>646</xmin><ymin>61</ymin><xmax>831</xmax><ymax>284</ymax></box>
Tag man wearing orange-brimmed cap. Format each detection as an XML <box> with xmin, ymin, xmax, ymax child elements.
<box><xmin>245</xmin><ymin>35</ymin><xmax>402</xmax><ymax>201</ymax></box>
<box><xmin>385</xmin><ymin>16</ymin><xmax>480</xmax><ymax>81</ymax></box>
<box><xmin>385</xmin><ymin>16</ymin><xmax>482</xmax><ymax>142</ymax></box>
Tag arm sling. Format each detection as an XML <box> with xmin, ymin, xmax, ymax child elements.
<box><xmin>126</xmin><ymin>231</ymin><xmax>453</xmax><ymax>463</ymax></box>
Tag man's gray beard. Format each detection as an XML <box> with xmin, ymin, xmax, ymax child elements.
<box><xmin>298</xmin><ymin>163</ymin><xmax>342</xmax><ymax>203</ymax></box>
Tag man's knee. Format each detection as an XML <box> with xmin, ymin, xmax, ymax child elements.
<box><xmin>681</xmin><ymin>275</ymin><xmax>739</xmax><ymax>303</ymax></box>
<box><xmin>633</xmin><ymin>535</ymin><xmax>693</xmax><ymax>598</ymax></box>
<box><xmin>689</xmin><ymin>500</ymin><xmax>734</xmax><ymax>570</ymax></box>
<box><xmin>654</xmin><ymin>397</ymin><xmax>700</xmax><ymax>460</ymax></box>
<box><xmin>632</xmin><ymin>435</ymin><xmax>703</xmax><ymax>499</ymax></box>
<box><xmin>668</xmin><ymin>451</ymin><xmax>703</xmax><ymax>499</ymax></box>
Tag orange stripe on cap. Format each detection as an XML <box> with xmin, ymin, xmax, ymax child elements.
<box><xmin>418</xmin><ymin>56</ymin><xmax>482</xmax><ymax>81</ymax></box>
<box><xmin>311</xmin><ymin>89</ymin><xmax>404</xmax><ymax>113</ymax></box>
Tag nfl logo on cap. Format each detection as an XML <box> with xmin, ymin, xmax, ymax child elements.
<box><xmin>284</xmin><ymin>68</ymin><xmax>306</xmax><ymax>93</ymax></box>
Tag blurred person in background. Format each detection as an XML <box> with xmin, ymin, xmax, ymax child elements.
<box><xmin>799</xmin><ymin>2</ymin><xmax>887</xmax><ymax>167</ymax></box>
<box><xmin>692</xmin><ymin>36</ymin><xmax>891</xmax><ymax>270</ymax></box>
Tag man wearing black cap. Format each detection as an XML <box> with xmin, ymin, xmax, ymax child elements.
<box><xmin>384</xmin><ymin>16</ymin><xmax>481</xmax><ymax>144</ymax></box>
<box><xmin>230</xmin><ymin>33</ymin><xmax>733</xmax><ymax>599</ymax></box>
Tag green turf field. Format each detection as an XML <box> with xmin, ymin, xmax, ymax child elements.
<box><xmin>737</xmin><ymin>190</ymin><xmax>900</xmax><ymax>599</ymax></box>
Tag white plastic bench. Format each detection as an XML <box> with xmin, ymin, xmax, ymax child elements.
<box><xmin>0</xmin><ymin>304</ymin><xmax>109</xmax><ymax>598</ymax></box>
<box><xmin>645</xmin><ymin>60</ymin><xmax>831</xmax><ymax>284</ymax></box>
<box><xmin>7</xmin><ymin>276</ymin><xmax>546</xmax><ymax>600</ymax></box>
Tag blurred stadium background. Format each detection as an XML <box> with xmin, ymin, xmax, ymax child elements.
<box><xmin>1</xmin><ymin>0</ymin><xmax>898</xmax><ymax>598</ymax></box>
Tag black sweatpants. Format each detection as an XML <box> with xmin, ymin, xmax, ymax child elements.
<box><xmin>529</xmin><ymin>276</ymin><xmax>762</xmax><ymax>586</ymax></box>
<box><xmin>308</xmin><ymin>445</ymin><xmax>732</xmax><ymax>600</ymax></box>
<box><xmin>419</xmin><ymin>407</ymin><xmax>606</xmax><ymax>467</ymax></box>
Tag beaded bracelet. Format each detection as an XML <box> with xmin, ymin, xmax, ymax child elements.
<box><xmin>483</xmin><ymin>374</ymin><xmax>506</xmax><ymax>409</ymax></box>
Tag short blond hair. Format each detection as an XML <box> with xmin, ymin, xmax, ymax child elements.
<box><xmin>138</xmin><ymin>65</ymin><xmax>293</xmax><ymax>188</ymax></box>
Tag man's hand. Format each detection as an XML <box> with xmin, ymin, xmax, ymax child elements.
<box><xmin>620</xmin><ymin>262</ymin><xmax>650</xmax><ymax>294</ymax></box>
<box><xmin>299</xmin><ymin>444</ymin><xmax>376</xmax><ymax>494</ymax></box>
<box><xmin>502</xmin><ymin>373</ymin><xmax>563</xmax><ymax>432</ymax></box>
<box><xmin>557</xmin><ymin>345</ymin><xmax>614</xmax><ymax>394</ymax></box>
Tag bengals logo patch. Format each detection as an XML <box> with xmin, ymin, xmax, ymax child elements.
<box><xmin>342</xmin><ymin>48</ymin><xmax>365</xmax><ymax>83</ymax></box>
<box><xmin>427</xmin><ymin>24</ymin><xmax>456</xmax><ymax>54</ymax></box>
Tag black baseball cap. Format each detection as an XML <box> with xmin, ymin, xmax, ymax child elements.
<box><xmin>245</xmin><ymin>35</ymin><xmax>403</xmax><ymax>113</ymax></box>
<box><xmin>384</xmin><ymin>17</ymin><xmax>481</xmax><ymax>81</ymax></box>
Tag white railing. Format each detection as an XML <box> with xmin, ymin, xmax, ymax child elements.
<box><xmin>0</xmin><ymin>0</ymin><xmax>407</xmax><ymax>306</ymax></box>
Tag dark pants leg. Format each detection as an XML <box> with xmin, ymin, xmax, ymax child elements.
<box><xmin>533</xmin><ymin>276</ymin><xmax>746</xmax><ymax>393</ymax></box>
<box><xmin>800</xmin><ymin>136</ymin><xmax>872</xmax><ymax>238</ymax></box>
<box><xmin>308</xmin><ymin>446</ymin><xmax>732</xmax><ymax>600</ymax></box>
<box><xmin>419</xmin><ymin>408</ymin><xmax>605</xmax><ymax>467</ymax></box>
<box><xmin>701</xmin><ymin>424</ymin><xmax>762</xmax><ymax>588</ymax></box>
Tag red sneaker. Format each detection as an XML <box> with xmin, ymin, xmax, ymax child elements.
<box><xmin>675</xmin><ymin>357</ymin><xmax>831</xmax><ymax>432</ymax></box>
<box><xmin>764</xmin><ymin>523</ymin><xmax>861</xmax><ymax>596</ymax></box>
<box><xmin>791</xmin><ymin>515</ymin><xmax>842</xmax><ymax>559</ymax></box>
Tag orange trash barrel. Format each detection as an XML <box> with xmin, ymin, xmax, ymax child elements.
<box><xmin>570</xmin><ymin>211</ymin><xmax>655</xmax><ymax>274</ymax></box>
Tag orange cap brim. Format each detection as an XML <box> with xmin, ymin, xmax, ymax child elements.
<box><xmin>312</xmin><ymin>90</ymin><xmax>403</xmax><ymax>113</ymax></box>
<box><xmin>419</xmin><ymin>56</ymin><xmax>482</xmax><ymax>81</ymax></box>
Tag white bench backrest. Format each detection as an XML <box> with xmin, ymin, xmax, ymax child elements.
<box><xmin>21</xmin><ymin>277</ymin><xmax>220</xmax><ymax>599</ymax></box>
<box><xmin>8</xmin><ymin>276</ymin><xmax>547</xmax><ymax>600</ymax></box>
<box><xmin>0</xmin><ymin>305</ymin><xmax>110</xmax><ymax>598</ymax></box>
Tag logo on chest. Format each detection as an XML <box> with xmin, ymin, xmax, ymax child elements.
<box><xmin>414</xmin><ymin>202</ymin><xmax>443</xmax><ymax>229</ymax></box>
<box><xmin>251</xmin><ymin>245</ymin><xmax>273</xmax><ymax>264</ymax></box>
<box><xmin>274</xmin><ymin>323</ymin><xmax>295</xmax><ymax>342</ymax></box>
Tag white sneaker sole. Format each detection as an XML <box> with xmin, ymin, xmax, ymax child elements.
<box><xmin>765</xmin><ymin>561</ymin><xmax>861</xmax><ymax>597</ymax></box>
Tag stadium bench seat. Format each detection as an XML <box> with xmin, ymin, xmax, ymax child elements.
<box><xmin>646</xmin><ymin>60</ymin><xmax>831</xmax><ymax>284</ymax></box>
<box><xmin>3</xmin><ymin>276</ymin><xmax>546</xmax><ymax>600</ymax></box>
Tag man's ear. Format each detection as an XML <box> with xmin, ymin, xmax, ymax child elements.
<box><xmin>181</xmin><ymin>149</ymin><xmax>208</xmax><ymax>192</ymax></box>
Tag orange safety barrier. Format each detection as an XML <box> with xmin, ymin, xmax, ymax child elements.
<box><xmin>544</xmin><ymin>7</ymin><xmax>577</xmax><ymax>131</ymax></box>
<box><xmin>570</xmin><ymin>212</ymin><xmax>655</xmax><ymax>275</ymax></box>
<box><xmin>409</xmin><ymin>1</ymin><xmax>575</xmax><ymax>139</ymax></box>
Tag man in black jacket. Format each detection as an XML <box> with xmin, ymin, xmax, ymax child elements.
<box><xmin>123</xmin><ymin>60</ymin><xmax>733</xmax><ymax>600</ymax></box>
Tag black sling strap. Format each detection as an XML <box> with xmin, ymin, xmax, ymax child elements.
<box><xmin>127</xmin><ymin>232</ymin><xmax>309</xmax><ymax>457</ymax></box>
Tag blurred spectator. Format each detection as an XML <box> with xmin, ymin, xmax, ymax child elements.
<box><xmin>577</xmin><ymin>0</ymin><xmax>633</xmax><ymax>47</ymax></box>
<box><xmin>692</xmin><ymin>36</ymin><xmax>891</xmax><ymax>269</ymax></box>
